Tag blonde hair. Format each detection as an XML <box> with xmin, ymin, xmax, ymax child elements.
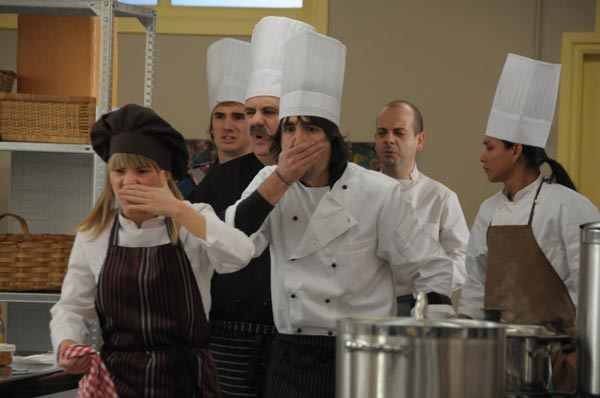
<box><xmin>78</xmin><ymin>153</ymin><xmax>183</xmax><ymax>245</ymax></box>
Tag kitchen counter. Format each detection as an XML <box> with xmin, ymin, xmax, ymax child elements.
<box><xmin>0</xmin><ymin>359</ymin><xmax>80</xmax><ymax>398</ymax></box>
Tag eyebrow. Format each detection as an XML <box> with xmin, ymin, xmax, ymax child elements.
<box><xmin>376</xmin><ymin>127</ymin><xmax>404</xmax><ymax>132</ymax></box>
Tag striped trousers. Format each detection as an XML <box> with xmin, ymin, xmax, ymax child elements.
<box><xmin>264</xmin><ymin>334</ymin><xmax>336</xmax><ymax>398</ymax></box>
<box><xmin>209</xmin><ymin>321</ymin><xmax>276</xmax><ymax>397</ymax></box>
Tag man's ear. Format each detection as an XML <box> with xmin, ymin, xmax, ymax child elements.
<box><xmin>416</xmin><ymin>131</ymin><xmax>425</xmax><ymax>152</ymax></box>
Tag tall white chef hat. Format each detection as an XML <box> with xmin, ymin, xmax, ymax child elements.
<box><xmin>245</xmin><ymin>16</ymin><xmax>316</xmax><ymax>101</ymax></box>
<box><xmin>279</xmin><ymin>31</ymin><xmax>346</xmax><ymax>127</ymax></box>
<box><xmin>485</xmin><ymin>53</ymin><xmax>561</xmax><ymax>148</ymax></box>
<box><xmin>207</xmin><ymin>38</ymin><xmax>251</xmax><ymax>112</ymax></box>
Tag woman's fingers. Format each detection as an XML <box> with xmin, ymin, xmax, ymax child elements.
<box><xmin>59</xmin><ymin>354</ymin><xmax>93</xmax><ymax>374</ymax></box>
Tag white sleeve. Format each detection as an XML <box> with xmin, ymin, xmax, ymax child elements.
<box><xmin>457</xmin><ymin>205</ymin><xmax>490</xmax><ymax>319</ymax></box>
<box><xmin>377</xmin><ymin>184</ymin><xmax>453</xmax><ymax>302</ymax></box>
<box><xmin>50</xmin><ymin>233</ymin><xmax>98</xmax><ymax>353</ymax></box>
<box><xmin>186</xmin><ymin>202</ymin><xmax>255</xmax><ymax>273</ymax></box>
<box><xmin>438</xmin><ymin>192</ymin><xmax>470</xmax><ymax>290</ymax></box>
<box><xmin>224</xmin><ymin>166</ymin><xmax>275</xmax><ymax>257</ymax></box>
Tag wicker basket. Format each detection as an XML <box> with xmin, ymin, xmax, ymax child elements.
<box><xmin>0</xmin><ymin>213</ymin><xmax>74</xmax><ymax>292</ymax></box>
<box><xmin>0</xmin><ymin>93</ymin><xmax>95</xmax><ymax>144</ymax></box>
<box><xmin>0</xmin><ymin>70</ymin><xmax>16</xmax><ymax>93</ymax></box>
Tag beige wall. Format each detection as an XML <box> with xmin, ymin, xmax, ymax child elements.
<box><xmin>0</xmin><ymin>0</ymin><xmax>596</xmax><ymax>227</ymax></box>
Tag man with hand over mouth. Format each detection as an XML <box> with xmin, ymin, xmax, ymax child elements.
<box><xmin>190</xmin><ymin>17</ymin><xmax>315</xmax><ymax>398</ymax></box>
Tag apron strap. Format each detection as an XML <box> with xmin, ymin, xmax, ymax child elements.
<box><xmin>527</xmin><ymin>179</ymin><xmax>545</xmax><ymax>226</ymax></box>
<box><xmin>108</xmin><ymin>214</ymin><xmax>121</xmax><ymax>247</ymax></box>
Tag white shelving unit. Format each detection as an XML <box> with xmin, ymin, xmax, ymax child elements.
<box><xmin>0</xmin><ymin>0</ymin><xmax>157</xmax><ymax>113</ymax></box>
<box><xmin>0</xmin><ymin>4</ymin><xmax>157</xmax><ymax>391</ymax></box>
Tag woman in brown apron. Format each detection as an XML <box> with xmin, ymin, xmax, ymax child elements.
<box><xmin>458</xmin><ymin>54</ymin><xmax>600</xmax><ymax>392</ymax></box>
<box><xmin>456</xmin><ymin>136</ymin><xmax>600</xmax><ymax>390</ymax></box>
<box><xmin>50</xmin><ymin>104</ymin><xmax>255</xmax><ymax>397</ymax></box>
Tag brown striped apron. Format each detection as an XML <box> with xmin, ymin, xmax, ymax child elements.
<box><xmin>95</xmin><ymin>216</ymin><xmax>220</xmax><ymax>398</ymax></box>
<box><xmin>484</xmin><ymin>180</ymin><xmax>577</xmax><ymax>392</ymax></box>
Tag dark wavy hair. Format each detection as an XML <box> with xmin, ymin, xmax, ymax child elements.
<box><xmin>270</xmin><ymin>115</ymin><xmax>349</xmax><ymax>181</ymax></box>
<box><xmin>501</xmin><ymin>140</ymin><xmax>576</xmax><ymax>191</ymax></box>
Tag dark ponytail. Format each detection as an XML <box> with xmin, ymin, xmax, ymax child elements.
<box><xmin>501</xmin><ymin>140</ymin><xmax>577</xmax><ymax>191</ymax></box>
<box><xmin>543</xmin><ymin>156</ymin><xmax>576</xmax><ymax>191</ymax></box>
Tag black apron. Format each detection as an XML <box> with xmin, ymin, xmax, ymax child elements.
<box><xmin>484</xmin><ymin>181</ymin><xmax>576</xmax><ymax>392</ymax></box>
<box><xmin>95</xmin><ymin>216</ymin><xmax>220</xmax><ymax>398</ymax></box>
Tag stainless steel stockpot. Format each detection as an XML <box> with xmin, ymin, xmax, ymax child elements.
<box><xmin>578</xmin><ymin>221</ymin><xmax>600</xmax><ymax>396</ymax></box>
<box><xmin>336</xmin><ymin>317</ymin><xmax>506</xmax><ymax>398</ymax></box>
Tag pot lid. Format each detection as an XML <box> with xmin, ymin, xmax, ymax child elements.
<box><xmin>503</xmin><ymin>324</ymin><xmax>553</xmax><ymax>337</ymax></box>
<box><xmin>337</xmin><ymin>317</ymin><xmax>505</xmax><ymax>340</ymax></box>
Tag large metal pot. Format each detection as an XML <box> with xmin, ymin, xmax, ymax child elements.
<box><xmin>578</xmin><ymin>221</ymin><xmax>600</xmax><ymax>396</ymax></box>
<box><xmin>336</xmin><ymin>317</ymin><xmax>505</xmax><ymax>398</ymax></box>
<box><xmin>504</xmin><ymin>324</ymin><xmax>571</xmax><ymax>394</ymax></box>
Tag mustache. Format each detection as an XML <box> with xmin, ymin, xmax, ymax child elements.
<box><xmin>250</xmin><ymin>125</ymin><xmax>272</xmax><ymax>138</ymax></box>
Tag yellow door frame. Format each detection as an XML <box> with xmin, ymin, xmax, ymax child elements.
<box><xmin>557</xmin><ymin>32</ymin><xmax>600</xmax><ymax>181</ymax></box>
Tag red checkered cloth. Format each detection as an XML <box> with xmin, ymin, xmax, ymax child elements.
<box><xmin>62</xmin><ymin>344</ymin><xmax>118</xmax><ymax>398</ymax></box>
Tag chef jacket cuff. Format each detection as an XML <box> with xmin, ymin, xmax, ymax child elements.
<box><xmin>410</xmin><ymin>304</ymin><xmax>455</xmax><ymax>319</ymax></box>
<box><xmin>51</xmin><ymin>330</ymin><xmax>85</xmax><ymax>362</ymax></box>
<box><xmin>456</xmin><ymin>303</ymin><xmax>485</xmax><ymax>320</ymax></box>
<box><xmin>427</xmin><ymin>304</ymin><xmax>456</xmax><ymax>319</ymax></box>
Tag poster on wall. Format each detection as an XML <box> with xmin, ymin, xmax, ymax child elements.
<box><xmin>348</xmin><ymin>141</ymin><xmax>380</xmax><ymax>171</ymax></box>
<box><xmin>177</xmin><ymin>139</ymin><xmax>217</xmax><ymax>198</ymax></box>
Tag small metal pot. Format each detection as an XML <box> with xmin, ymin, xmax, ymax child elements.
<box><xmin>504</xmin><ymin>324</ymin><xmax>571</xmax><ymax>394</ymax></box>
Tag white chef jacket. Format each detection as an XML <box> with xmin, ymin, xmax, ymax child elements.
<box><xmin>50</xmin><ymin>202</ymin><xmax>254</xmax><ymax>353</ymax></box>
<box><xmin>395</xmin><ymin>166</ymin><xmax>469</xmax><ymax>293</ymax></box>
<box><xmin>225</xmin><ymin>163</ymin><xmax>454</xmax><ymax>336</ymax></box>
<box><xmin>458</xmin><ymin>175</ymin><xmax>600</xmax><ymax>320</ymax></box>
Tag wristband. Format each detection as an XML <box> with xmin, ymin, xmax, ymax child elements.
<box><xmin>275</xmin><ymin>169</ymin><xmax>292</xmax><ymax>186</ymax></box>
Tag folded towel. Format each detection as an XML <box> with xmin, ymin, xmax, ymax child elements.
<box><xmin>13</xmin><ymin>353</ymin><xmax>55</xmax><ymax>365</ymax></box>
<box><xmin>62</xmin><ymin>344</ymin><xmax>118</xmax><ymax>398</ymax></box>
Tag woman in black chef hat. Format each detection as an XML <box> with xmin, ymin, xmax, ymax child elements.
<box><xmin>49</xmin><ymin>104</ymin><xmax>255</xmax><ymax>398</ymax></box>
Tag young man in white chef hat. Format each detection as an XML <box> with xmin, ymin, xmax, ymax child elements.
<box><xmin>458</xmin><ymin>53</ymin><xmax>600</xmax><ymax>391</ymax></box>
<box><xmin>179</xmin><ymin>38</ymin><xmax>251</xmax><ymax>199</ymax></box>
<box><xmin>190</xmin><ymin>18</ymin><xmax>315</xmax><ymax>398</ymax></box>
<box><xmin>226</xmin><ymin>30</ymin><xmax>454</xmax><ymax>398</ymax></box>
<box><xmin>206</xmin><ymin>38</ymin><xmax>252</xmax><ymax>165</ymax></box>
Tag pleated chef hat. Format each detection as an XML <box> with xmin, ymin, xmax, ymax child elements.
<box><xmin>207</xmin><ymin>38</ymin><xmax>251</xmax><ymax>112</ymax></box>
<box><xmin>279</xmin><ymin>31</ymin><xmax>346</xmax><ymax>127</ymax></box>
<box><xmin>245</xmin><ymin>16</ymin><xmax>315</xmax><ymax>101</ymax></box>
<box><xmin>485</xmin><ymin>53</ymin><xmax>561</xmax><ymax>148</ymax></box>
<box><xmin>91</xmin><ymin>104</ymin><xmax>188</xmax><ymax>180</ymax></box>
